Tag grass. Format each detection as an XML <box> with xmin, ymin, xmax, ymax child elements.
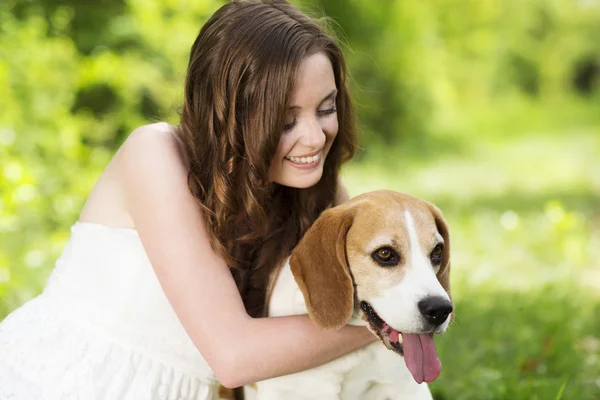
<box><xmin>343</xmin><ymin>97</ymin><xmax>600</xmax><ymax>399</ymax></box>
<box><xmin>429</xmin><ymin>284</ymin><xmax>600</xmax><ymax>399</ymax></box>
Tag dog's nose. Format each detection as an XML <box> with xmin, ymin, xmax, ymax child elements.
<box><xmin>418</xmin><ymin>296</ymin><xmax>453</xmax><ymax>326</ymax></box>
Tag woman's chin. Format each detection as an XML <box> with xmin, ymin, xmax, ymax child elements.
<box><xmin>275</xmin><ymin>168</ymin><xmax>324</xmax><ymax>189</ymax></box>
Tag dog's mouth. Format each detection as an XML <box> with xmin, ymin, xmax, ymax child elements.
<box><xmin>360</xmin><ymin>301</ymin><xmax>405</xmax><ymax>354</ymax></box>
<box><xmin>360</xmin><ymin>301</ymin><xmax>442</xmax><ymax>384</ymax></box>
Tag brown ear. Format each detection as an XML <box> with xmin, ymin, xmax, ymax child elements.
<box><xmin>290</xmin><ymin>206</ymin><xmax>355</xmax><ymax>331</ymax></box>
<box><xmin>428</xmin><ymin>203</ymin><xmax>451</xmax><ymax>298</ymax></box>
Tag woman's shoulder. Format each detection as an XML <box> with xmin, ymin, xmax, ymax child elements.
<box><xmin>333</xmin><ymin>178</ymin><xmax>350</xmax><ymax>206</ymax></box>
<box><xmin>110</xmin><ymin>120</ymin><xmax>210</xmax><ymax>234</ymax></box>
<box><xmin>116</xmin><ymin>122</ymin><xmax>189</xmax><ymax>172</ymax></box>
<box><xmin>79</xmin><ymin>122</ymin><xmax>189</xmax><ymax>227</ymax></box>
<box><xmin>121</xmin><ymin>121</ymin><xmax>181</xmax><ymax>154</ymax></box>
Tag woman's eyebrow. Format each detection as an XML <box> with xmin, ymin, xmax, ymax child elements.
<box><xmin>288</xmin><ymin>89</ymin><xmax>338</xmax><ymax>110</ymax></box>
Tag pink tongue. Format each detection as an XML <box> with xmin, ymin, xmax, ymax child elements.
<box><xmin>401</xmin><ymin>333</ymin><xmax>442</xmax><ymax>384</ymax></box>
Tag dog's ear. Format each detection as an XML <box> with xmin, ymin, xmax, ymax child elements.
<box><xmin>427</xmin><ymin>203</ymin><xmax>451</xmax><ymax>298</ymax></box>
<box><xmin>290</xmin><ymin>205</ymin><xmax>355</xmax><ymax>331</ymax></box>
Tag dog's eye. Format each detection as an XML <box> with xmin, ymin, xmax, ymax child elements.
<box><xmin>430</xmin><ymin>244</ymin><xmax>443</xmax><ymax>264</ymax></box>
<box><xmin>372</xmin><ymin>247</ymin><xmax>399</xmax><ymax>266</ymax></box>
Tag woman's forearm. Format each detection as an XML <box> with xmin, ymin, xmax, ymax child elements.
<box><xmin>218</xmin><ymin>314</ymin><xmax>376</xmax><ymax>388</ymax></box>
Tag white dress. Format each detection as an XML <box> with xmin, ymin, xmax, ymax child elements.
<box><xmin>0</xmin><ymin>222</ymin><xmax>220</xmax><ymax>399</ymax></box>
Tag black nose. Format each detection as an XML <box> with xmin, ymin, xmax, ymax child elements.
<box><xmin>418</xmin><ymin>297</ymin><xmax>453</xmax><ymax>326</ymax></box>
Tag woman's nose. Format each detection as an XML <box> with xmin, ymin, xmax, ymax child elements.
<box><xmin>299</xmin><ymin>119</ymin><xmax>326</xmax><ymax>149</ymax></box>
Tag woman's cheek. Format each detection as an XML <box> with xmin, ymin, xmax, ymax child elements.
<box><xmin>276</xmin><ymin>134</ymin><xmax>294</xmax><ymax>158</ymax></box>
<box><xmin>325</xmin><ymin>117</ymin><xmax>339</xmax><ymax>141</ymax></box>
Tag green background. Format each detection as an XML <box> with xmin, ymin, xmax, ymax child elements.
<box><xmin>1</xmin><ymin>0</ymin><xmax>599</xmax><ymax>398</ymax></box>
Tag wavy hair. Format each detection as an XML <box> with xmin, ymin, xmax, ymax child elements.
<box><xmin>179</xmin><ymin>0</ymin><xmax>358</xmax><ymax>317</ymax></box>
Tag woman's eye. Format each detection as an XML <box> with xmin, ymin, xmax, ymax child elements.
<box><xmin>283</xmin><ymin>119</ymin><xmax>296</xmax><ymax>131</ymax></box>
<box><xmin>430</xmin><ymin>244</ymin><xmax>443</xmax><ymax>264</ymax></box>
<box><xmin>371</xmin><ymin>247</ymin><xmax>399</xmax><ymax>266</ymax></box>
<box><xmin>317</xmin><ymin>107</ymin><xmax>337</xmax><ymax>116</ymax></box>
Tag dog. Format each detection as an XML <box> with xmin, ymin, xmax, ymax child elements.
<box><xmin>245</xmin><ymin>190</ymin><xmax>453</xmax><ymax>400</ymax></box>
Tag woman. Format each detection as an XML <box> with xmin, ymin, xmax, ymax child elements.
<box><xmin>0</xmin><ymin>0</ymin><xmax>375</xmax><ymax>398</ymax></box>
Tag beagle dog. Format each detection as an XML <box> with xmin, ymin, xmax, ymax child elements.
<box><xmin>245</xmin><ymin>190</ymin><xmax>453</xmax><ymax>400</ymax></box>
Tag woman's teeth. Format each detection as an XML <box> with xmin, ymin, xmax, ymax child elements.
<box><xmin>286</xmin><ymin>153</ymin><xmax>320</xmax><ymax>164</ymax></box>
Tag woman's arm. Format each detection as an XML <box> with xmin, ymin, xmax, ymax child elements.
<box><xmin>118</xmin><ymin>126</ymin><xmax>374</xmax><ymax>388</ymax></box>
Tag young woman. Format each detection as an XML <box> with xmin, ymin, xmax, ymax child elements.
<box><xmin>0</xmin><ymin>1</ymin><xmax>375</xmax><ymax>398</ymax></box>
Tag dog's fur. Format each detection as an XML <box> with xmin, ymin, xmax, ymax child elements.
<box><xmin>245</xmin><ymin>190</ymin><xmax>453</xmax><ymax>400</ymax></box>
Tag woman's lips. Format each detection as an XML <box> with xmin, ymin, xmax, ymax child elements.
<box><xmin>285</xmin><ymin>151</ymin><xmax>322</xmax><ymax>169</ymax></box>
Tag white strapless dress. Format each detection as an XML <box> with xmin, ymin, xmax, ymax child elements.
<box><xmin>0</xmin><ymin>222</ymin><xmax>220</xmax><ymax>399</ymax></box>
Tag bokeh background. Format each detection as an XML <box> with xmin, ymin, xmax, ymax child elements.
<box><xmin>1</xmin><ymin>0</ymin><xmax>599</xmax><ymax>398</ymax></box>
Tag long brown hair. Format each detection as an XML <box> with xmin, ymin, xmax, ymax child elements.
<box><xmin>179</xmin><ymin>0</ymin><xmax>358</xmax><ymax>317</ymax></box>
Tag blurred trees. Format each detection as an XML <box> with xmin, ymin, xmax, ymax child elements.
<box><xmin>0</xmin><ymin>0</ymin><xmax>223</xmax><ymax>314</ymax></box>
<box><xmin>308</xmin><ymin>0</ymin><xmax>600</xmax><ymax>144</ymax></box>
<box><xmin>1</xmin><ymin>0</ymin><xmax>599</xmax><ymax>314</ymax></box>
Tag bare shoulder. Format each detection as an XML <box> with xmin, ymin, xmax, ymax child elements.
<box><xmin>115</xmin><ymin>122</ymin><xmax>199</xmax><ymax>232</ymax></box>
<box><xmin>115</xmin><ymin>122</ymin><xmax>191</xmax><ymax>212</ymax></box>
<box><xmin>78</xmin><ymin>122</ymin><xmax>186</xmax><ymax>227</ymax></box>
<box><xmin>116</xmin><ymin>122</ymin><xmax>187</xmax><ymax>173</ymax></box>
<box><xmin>114</xmin><ymin>120</ymin><xmax>214</xmax><ymax>261</ymax></box>
<box><xmin>333</xmin><ymin>178</ymin><xmax>351</xmax><ymax>206</ymax></box>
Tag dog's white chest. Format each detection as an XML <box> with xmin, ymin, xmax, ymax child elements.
<box><xmin>267</xmin><ymin>259</ymin><xmax>309</xmax><ymax>318</ymax></box>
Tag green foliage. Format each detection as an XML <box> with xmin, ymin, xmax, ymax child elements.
<box><xmin>0</xmin><ymin>0</ymin><xmax>223</xmax><ymax>314</ymax></box>
<box><xmin>1</xmin><ymin>0</ymin><xmax>599</xmax><ymax>398</ymax></box>
<box><xmin>306</xmin><ymin>0</ymin><xmax>600</xmax><ymax>147</ymax></box>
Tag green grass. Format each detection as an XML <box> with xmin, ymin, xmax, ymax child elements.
<box><xmin>344</xmin><ymin>98</ymin><xmax>600</xmax><ymax>399</ymax></box>
<box><xmin>430</xmin><ymin>284</ymin><xmax>600</xmax><ymax>400</ymax></box>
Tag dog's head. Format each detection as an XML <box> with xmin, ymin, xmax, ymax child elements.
<box><xmin>290</xmin><ymin>190</ymin><xmax>452</xmax><ymax>384</ymax></box>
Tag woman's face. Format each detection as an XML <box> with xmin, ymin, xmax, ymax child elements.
<box><xmin>268</xmin><ymin>51</ymin><xmax>339</xmax><ymax>188</ymax></box>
